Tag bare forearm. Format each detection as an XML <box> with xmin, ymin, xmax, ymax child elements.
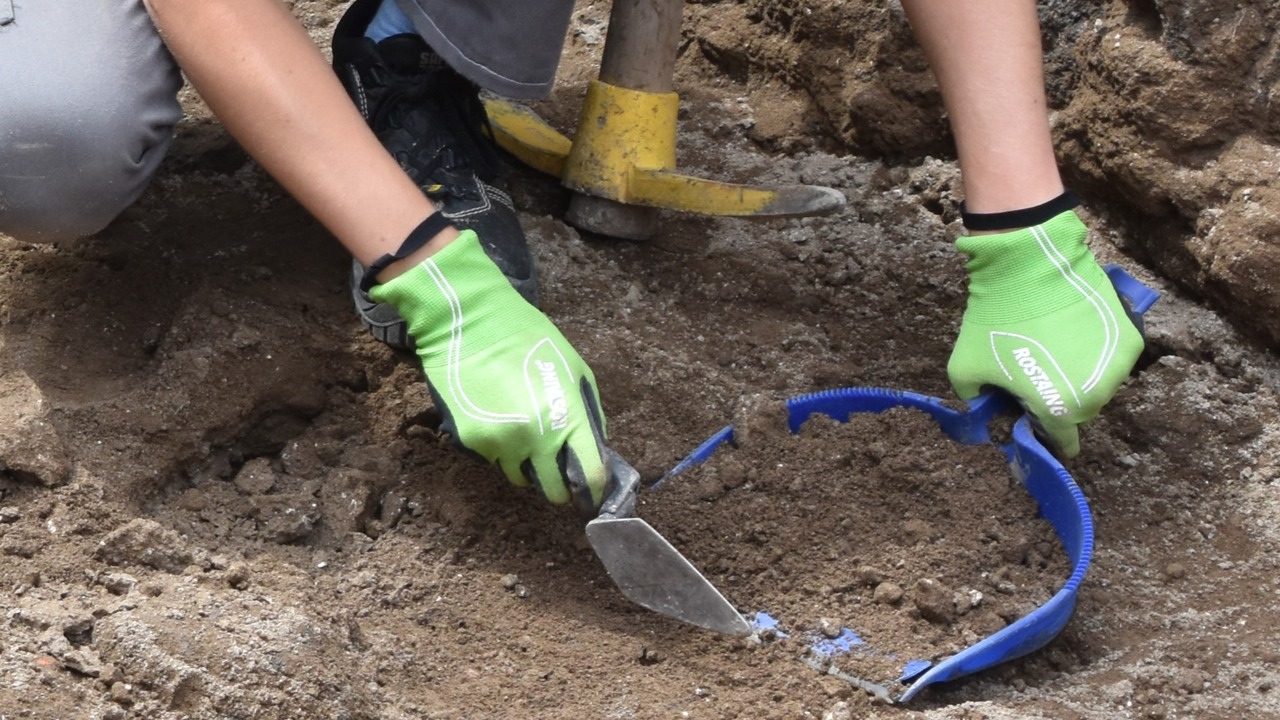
<box><xmin>143</xmin><ymin>0</ymin><xmax>453</xmax><ymax>268</ymax></box>
<box><xmin>900</xmin><ymin>0</ymin><xmax>1064</xmax><ymax>213</ymax></box>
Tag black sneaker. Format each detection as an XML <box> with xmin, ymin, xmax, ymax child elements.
<box><xmin>333</xmin><ymin>0</ymin><xmax>539</xmax><ymax>350</ymax></box>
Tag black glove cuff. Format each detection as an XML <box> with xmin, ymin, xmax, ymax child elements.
<box><xmin>960</xmin><ymin>190</ymin><xmax>1080</xmax><ymax>232</ymax></box>
<box><xmin>359</xmin><ymin>212</ymin><xmax>455</xmax><ymax>292</ymax></box>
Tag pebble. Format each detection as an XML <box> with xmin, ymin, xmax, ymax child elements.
<box><xmin>176</xmin><ymin>487</ymin><xmax>209</xmax><ymax>512</ymax></box>
<box><xmin>379</xmin><ymin>492</ymin><xmax>408</xmax><ymax>530</ymax></box>
<box><xmin>257</xmin><ymin>495</ymin><xmax>320</xmax><ymax>543</ymax></box>
<box><xmin>233</xmin><ymin>457</ymin><xmax>278</xmax><ymax>495</ymax></box>
<box><xmin>95</xmin><ymin>519</ymin><xmax>194</xmax><ymax>574</ymax></box>
<box><xmin>226</xmin><ymin>562</ymin><xmax>251</xmax><ymax>590</ymax></box>
<box><xmin>817</xmin><ymin>618</ymin><xmax>842</xmax><ymax>639</ymax></box>
<box><xmin>0</xmin><ymin>371</ymin><xmax>72</xmax><ymax>486</ymax></box>
<box><xmin>914</xmin><ymin>578</ymin><xmax>956</xmax><ymax>625</ymax></box>
<box><xmin>872</xmin><ymin>582</ymin><xmax>903</xmax><ymax>605</ymax></box>
<box><xmin>856</xmin><ymin>565</ymin><xmax>882</xmax><ymax>586</ymax></box>
<box><xmin>61</xmin><ymin>648</ymin><xmax>103</xmax><ymax>677</ymax></box>
<box><xmin>962</xmin><ymin>584</ymin><xmax>988</xmax><ymax>609</ymax></box>
<box><xmin>500</xmin><ymin>574</ymin><xmax>520</xmax><ymax>590</ymax></box>
<box><xmin>0</xmin><ymin>507</ymin><xmax>20</xmax><ymax>524</ymax></box>
<box><xmin>1164</xmin><ymin>563</ymin><xmax>1188</xmax><ymax>581</ymax></box>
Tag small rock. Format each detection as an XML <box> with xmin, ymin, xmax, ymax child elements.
<box><xmin>252</xmin><ymin>494</ymin><xmax>320</xmax><ymax>544</ymax></box>
<box><xmin>232</xmin><ymin>457</ymin><xmax>278</xmax><ymax>495</ymax></box>
<box><xmin>95</xmin><ymin>519</ymin><xmax>194</xmax><ymax>574</ymax></box>
<box><xmin>638</xmin><ymin>647</ymin><xmax>663</xmax><ymax>665</ymax></box>
<box><xmin>176</xmin><ymin>487</ymin><xmax>209</xmax><ymax>512</ymax></box>
<box><xmin>10</xmin><ymin>608</ymin><xmax>51</xmax><ymax>632</ymax></box>
<box><xmin>109</xmin><ymin>681</ymin><xmax>134</xmax><ymax>706</ymax></box>
<box><xmin>379</xmin><ymin>492</ymin><xmax>408</xmax><ymax>530</ymax></box>
<box><xmin>873</xmin><ymin>582</ymin><xmax>903</xmax><ymax>605</ymax></box>
<box><xmin>2</xmin><ymin>530</ymin><xmax>39</xmax><ymax>558</ymax></box>
<box><xmin>500</xmin><ymin>574</ymin><xmax>520</xmax><ymax>590</ymax></box>
<box><xmin>856</xmin><ymin>566</ymin><xmax>882</xmax><ymax>587</ymax></box>
<box><xmin>225</xmin><ymin>562</ymin><xmax>251</xmax><ymax>590</ymax></box>
<box><xmin>0</xmin><ymin>371</ymin><xmax>71</xmax><ymax>486</ymax></box>
<box><xmin>514</xmin><ymin>584</ymin><xmax>531</xmax><ymax>599</ymax></box>
<box><xmin>0</xmin><ymin>507</ymin><xmax>20</xmax><ymax>524</ymax></box>
<box><xmin>914</xmin><ymin>578</ymin><xmax>956</xmax><ymax>625</ymax></box>
<box><xmin>98</xmin><ymin>571</ymin><xmax>138</xmax><ymax>596</ymax></box>
<box><xmin>38</xmin><ymin>627</ymin><xmax>73</xmax><ymax>658</ymax></box>
<box><xmin>1164</xmin><ymin>562</ymin><xmax>1187</xmax><ymax>581</ymax></box>
<box><xmin>817</xmin><ymin>618</ymin><xmax>842</xmax><ymax>639</ymax></box>
<box><xmin>62</xmin><ymin>616</ymin><xmax>94</xmax><ymax>646</ymax></box>
<box><xmin>61</xmin><ymin>648</ymin><xmax>103</xmax><ymax>677</ymax></box>
<box><xmin>962</xmin><ymin>588</ymin><xmax>984</xmax><ymax>613</ymax></box>
<box><xmin>318</xmin><ymin>469</ymin><xmax>380</xmax><ymax>538</ymax></box>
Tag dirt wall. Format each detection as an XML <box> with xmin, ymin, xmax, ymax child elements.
<box><xmin>684</xmin><ymin>0</ymin><xmax>1280</xmax><ymax>348</ymax></box>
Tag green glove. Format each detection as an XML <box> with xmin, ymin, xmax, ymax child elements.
<box><xmin>371</xmin><ymin>230</ymin><xmax>610</xmax><ymax>512</ymax></box>
<box><xmin>947</xmin><ymin>210</ymin><xmax>1143</xmax><ymax>457</ymax></box>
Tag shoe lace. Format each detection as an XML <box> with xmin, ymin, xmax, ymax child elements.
<box><xmin>369</xmin><ymin>67</ymin><xmax>504</xmax><ymax>202</ymax></box>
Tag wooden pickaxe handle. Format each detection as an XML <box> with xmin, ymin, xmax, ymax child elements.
<box><xmin>599</xmin><ymin>0</ymin><xmax>683</xmax><ymax>93</ymax></box>
<box><xmin>566</xmin><ymin>0</ymin><xmax>685</xmax><ymax>239</ymax></box>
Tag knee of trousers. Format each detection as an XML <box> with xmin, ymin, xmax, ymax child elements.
<box><xmin>0</xmin><ymin>13</ymin><xmax>183</xmax><ymax>243</ymax></box>
<box><xmin>0</xmin><ymin>106</ymin><xmax>179</xmax><ymax>243</ymax></box>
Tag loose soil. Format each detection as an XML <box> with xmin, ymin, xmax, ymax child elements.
<box><xmin>650</xmin><ymin>405</ymin><xmax>1068</xmax><ymax>692</ymax></box>
<box><xmin>2</xmin><ymin>2</ymin><xmax>1279</xmax><ymax>719</ymax></box>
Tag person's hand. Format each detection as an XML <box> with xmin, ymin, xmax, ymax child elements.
<box><xmin>371</xmin><ymin>230</ymin><xmax>610</xmax><ymax>513</ymax></box>
<box><xmin>947</xmin><ymin>210</ymin><xmax>1144</xmax><ymax>457</ymax></box>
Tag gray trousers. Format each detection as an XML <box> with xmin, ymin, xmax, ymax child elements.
<box><xmin>397</xmin><ymin>0</ymin><xmax>574</xmax><ymax>100</ymax></box>
<box><xmin>0</xmin><ymin>0</ymin><xmax>572</xmax><ymax>242</ymax></box>
<box><xmin>0</xmin><ymin>1</ymin><xmax>183</xmax><ymax>241</ymax></box>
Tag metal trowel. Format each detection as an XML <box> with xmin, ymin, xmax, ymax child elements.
<box><xmin>585</xmin><ymin>448</ymin><xmax>752</xmax><ymax>636</ymax></box>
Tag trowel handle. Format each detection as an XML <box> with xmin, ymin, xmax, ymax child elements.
<box><xmin>594</xmin><ymin>447</ymin><xmax>642</xmax><ymax>520</ymax></box>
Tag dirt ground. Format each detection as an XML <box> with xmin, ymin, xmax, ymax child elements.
<box><xmin>3</xmin><ymin>2</ymin><xmax>1280</xmax><ymax>719</ymax></box>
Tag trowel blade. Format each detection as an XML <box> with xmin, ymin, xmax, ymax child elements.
<box><xmin>586</xmin><ymin>516</ymin><xmax>751</xmax><ymax>637</ymax></box>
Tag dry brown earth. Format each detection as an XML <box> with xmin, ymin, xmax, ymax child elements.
<box><xmin>1</xmin><ymin>2</ymin><xmax>1279</xmax><ymax>719</ymax></box>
